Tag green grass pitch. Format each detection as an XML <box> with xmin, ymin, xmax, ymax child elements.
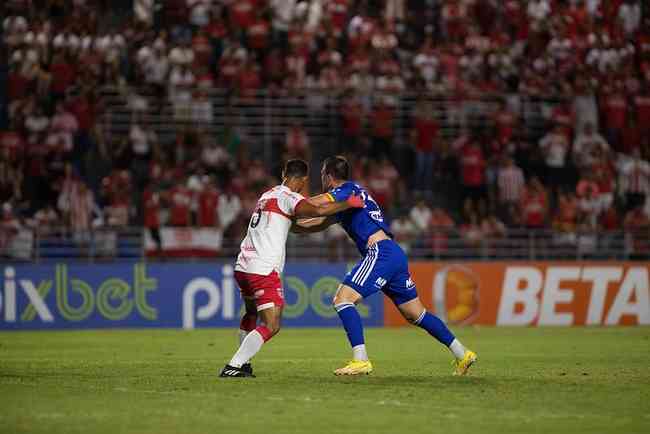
<box><xmin>1</xmin><ymin>327</ymin><xmax>649</xmax><ymax>434</ymax></box>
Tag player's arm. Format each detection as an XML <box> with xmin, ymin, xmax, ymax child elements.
<box><xmin>306</xmin><ymin>193</ymin><xmax>335</xmax><ymax>206</ymax></box>
<box><xmin>293</xmin><ymin>193</ymin><xmax>363</xmax><ymax>218</ymax></box>
<box><xmin>290</xmin><ymin>216</ymin><xmax>338</xmax><ymax>234</ymax></box>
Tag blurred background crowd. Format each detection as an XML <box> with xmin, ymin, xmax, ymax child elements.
<box><xmin>1</xmin><ymin>0</ymin><xmax>650</xmax><ymax>257</ymax></box>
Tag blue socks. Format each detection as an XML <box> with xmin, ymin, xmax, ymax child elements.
<box><xmin>414</xmin><ymin>311</ymin><xmax>455</xmax><ymax>347</ymax></box>
<box><xmin>335</xmin><ymin>302</ymin><xmax>456</xmax><ymax>356</ymax></box>
<box><xmin>335</xmin><ymin>303</ymin><xmax>365</xmax><ymax>347</ymax></box>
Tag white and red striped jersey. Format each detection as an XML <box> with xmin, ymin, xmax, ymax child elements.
<box><xmin>498</xmin><ymin>165</ymin><xmax>525</xmax><ymax>202</ymax></box>
<box><xmin>235</xmin><ymin>185</ymin><xmax>305</xmax><ymax>276</ymax></box>
<box><xmin>617</xmin><ymin>156</ymin><xmax>650</xmax><ymax>195</ymax></box>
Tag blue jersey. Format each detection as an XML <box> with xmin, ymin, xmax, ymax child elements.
<box><xmin>327</xmin><ymin>181</ymin><xmax>393</xmax><ymax>255</ymax></box>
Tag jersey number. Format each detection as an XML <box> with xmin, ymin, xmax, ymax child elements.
<box><xmin>360</xmin><ymin>191</ymin><xmax>379</xmax><ymax>208</ymax></box>
<box><xmin>250</xmin><ymin>209</ymin><xmax>262</xmax><ymax>228</ymax></box>
<box><xmin>360</xmin><ymin>191</ymin><xmax>383</xmax><ymax>222</ymax></box>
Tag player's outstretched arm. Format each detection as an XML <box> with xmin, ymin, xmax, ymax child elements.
<box><xmin>290</xmin><ymin>216</ymin><xmax>337</xmax><ymax>234</ymax></box>
<box><xmin>293</xmin><ymin>193</ymin><xmax>363</xmax><ymax>218</ymax></box>
<box><xmin>305</xmin><ymin>193</ymin><xmax>333</xmax><ymax>206</ymax></box>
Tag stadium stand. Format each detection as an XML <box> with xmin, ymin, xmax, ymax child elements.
<box><xmin>1</xmin><ymin>0</ymin><xmax>649</xmax><ymax>260</ymax></box>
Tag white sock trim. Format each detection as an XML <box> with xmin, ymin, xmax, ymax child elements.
<box><xmin>414</xmin><ymin>310</ymin><xmax>427</xmax><ymax>325</ymax></box>
<box><xmin>449</xmin><ymin>339</ymin><xmax>467</xmax><ymax>359</ymax></box>
<box><xmin>352</xmin><ymin>344</ymin><xmax>369</xmax><ymax>361</ymax></box>
<box><xmin>334</xmin><ymin>302</ymin><xmax>355</xmax><ymax>313</ymax></box>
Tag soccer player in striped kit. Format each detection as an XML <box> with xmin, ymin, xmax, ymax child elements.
<box><xmin>220</xmin><ymin>159</ymin><xmax>363</xmax><ymax>378</ymax></box>
<box><xmin>297</xmin><ymin>156</ymin><xmax>477</xmax><ymax>376</ymax></box>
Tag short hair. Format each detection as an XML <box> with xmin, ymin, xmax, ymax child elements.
<box><xmin>283</xmin><ymin>159</ymin><xmax>309</xmax><ymax>179</ymax></box>
<box><xmin>322</xmin><ymin>155</ymin><xmax>350</xmax><ymax>181</ymax></box>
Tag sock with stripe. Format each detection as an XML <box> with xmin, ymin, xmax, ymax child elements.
<box><xmin>414</xmin><ymin>311</ymin><xmax>460</xmax><ymax>352</ymax></box>
<box><xmin>335</xmin><ymin>302</ymin><xmax>368</xmax><ymax>361</ymax></box>
<box><xmin>229</xmin><ymin>325</ymin><xmax>273</xmax><ymax>368</ymax></box>
<box><xmin>238</xmin><ymin>312</ymin><xmax>257</xmax><ymax>345</ymax></box>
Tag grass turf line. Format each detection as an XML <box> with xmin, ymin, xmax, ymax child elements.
<box><xmin>0</xmin><ymin>327</ymin><xmax>649</xmax><ymax>434</ymax></box>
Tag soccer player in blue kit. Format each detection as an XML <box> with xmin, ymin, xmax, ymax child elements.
<box><xmin>295</xmin><ymin>156</ymin><xmax>477</xmax><ymax>376</ymax></box>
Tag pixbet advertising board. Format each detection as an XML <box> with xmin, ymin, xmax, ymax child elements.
<box><xmin>0</xmin><ymin>262</ymin><xmax>383</xmax><ymax>330</ymax></box>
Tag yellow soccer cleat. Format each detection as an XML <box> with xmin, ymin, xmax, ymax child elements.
<box><xmin>453</xmin><ymin>350</ymin><xmax>477</xmax><ymax>376</ymax></box>
<box><xmin>334</xmin><ymin>359</ymin><xmax>373</xmax><ymax>376</ymax></box>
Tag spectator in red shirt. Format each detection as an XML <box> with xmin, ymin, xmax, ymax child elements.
<box><xmin>247</xmin><ymin>10</ymin><xmax>271</xmax><ymax>61</ymax></box>
<box><xmin>49</xmin><ymin>53</ymin><xmax>76</xmax><ymax>102</ymax></box>
<box><xmin>326</xmin><ymin>0</ymin><xmax>349</xmax><ymax>38</ymax></box>
<box><xmin>459</xmin><ymin>136</ymin><xmax>487</xmax><ymax>214</ymax></box>
<box><xmin>230</xmin><ymin>0</ymin><xmax>256</xmax><ymax>31</ymax></box>
<box><xmin>492</xmin><ymin>99</ymin><xmax>518</xmax><ymax>147</ymax></box>
<box><xmin>168</xmin><ymin>177</ymin><xmax>193</xmax><ymax>227</ymax></box>
<box><xmin>191</xmin><ymin>28</ymin><xmax>213</xmax><ymax>69</ymax></box>
<box><xmin>520</xmin><ymin>177</ymin><xmax>549</xmax><ymax>229</ymax></box>
<box><xmin>369</xmin><ymin>98</ymin><xmax>395</xmax><ymax>159</ymax></box>
<box><xmin>602</xmin><ymin>84</ymin><xmax>628</xmax><ymax>151</ymax></box>
<box><xmin>263</xmin><ymin>47</ymin><xmax>286</xmax><ymax>88</ymax></box>
<box><xmin>621</xmin><ymin>112</ymin><xmax>643</xmax><ymax>156</ymax></box>
<box><xmin>623</xmin><ymin>205</ymin><xmax>650</xmax><ymax>259</ymax></box>
<box><xmin>601</xmin><ymin>204</ymin><xmax>621</xmax><ymax>231</ymax></box>
<box><xmin>442</xmin><ymin>0</ymin><xmax>468</xmax><ymax>42</ymax></box>
<box><xmin>237</xmin><ymin>58</ymin><xmax>261</xmax><ymax>103</ymax></box>
<box><xmin>591</xmin><ymin>154</ymin><xmax>616</xmax><ymax>210</ymax></box>
<box><xmin>339</xmin><ymin>91</ymin><xmax>364</xmax><ymax>154</ymax></box>
<box><xmin>0</xmin><ymin>123</ymin><xmax>26</xmax><ymax>163</ymax></box>
<box><xmin>411</xmin><ymin>99</ymin><xmax>439</xmax><ymax>191</ymax></box>
<box><xmin>7</xmin><ymin>65</ymin><xmax>29</xmax><ymax>102</ymax></box>
<box><xmin>550</xmin><ymin>100</ymin><xmax>575</xmax><ymax>140</ymax></box>
<box><xmin>554</xmin><ymin>190</ymin><xmax>579</xmax><ymax>231</ymax></box>
<box><xmin>634</xmin><ymin>84</ymin><xmax>650</xmax><ymax>137</ymax></box>
<box><xmin>198</xmin><ymin>176</ymin><xmax>220</xmax><ymax>227</ymax></box>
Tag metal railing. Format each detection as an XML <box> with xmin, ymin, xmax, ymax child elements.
<box><xmin>2</xmin><ymin>226</ymin><xmax>648</xmax><ymax>262</ymax></box>
<box><xmin>99</xmin><ymin>87</ymin><xmax>564</xmax><ymax>166</ymax></box>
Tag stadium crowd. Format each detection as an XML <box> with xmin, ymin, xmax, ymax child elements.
<box><xmin>1</xmin><ymin>0</ymin><xmax>650</xmax><ymax>257</ymax></box>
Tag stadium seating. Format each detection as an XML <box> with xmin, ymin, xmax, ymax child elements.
<box><xmin>1</xmin><ymin>0</ymin><xmax>649</xmax><ymax>260</ymax></box>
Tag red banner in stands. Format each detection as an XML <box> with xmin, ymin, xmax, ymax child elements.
<box><xmin>144</xmin><ymin>228</ymin><xmax>223</xmax><ymax>257</ymax></box>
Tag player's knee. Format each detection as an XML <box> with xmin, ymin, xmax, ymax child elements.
<box><xmin>332</xmin><ymin>285</ymin><xmax>360</xmax><ymax>306</ymax></box>
<box><xmin>397</xmin><ymin>303</ymin><xmax>427</xmax><ymax>324</ymax></box>
<box><xmin>405</xmin><ymin>309</ymin><xmax>427</xmax><ymax>325</ymax></box>
<box><xmin>240</xmin><ymin>312</ymin><xmax>257</xmax><ymax>331</ymax></box>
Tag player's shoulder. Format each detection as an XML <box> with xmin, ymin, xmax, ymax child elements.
<box><xmin>271</xmin><ymin>185</ymin><xmax>305</xmax><ymax>205</ymax></box>
<box><xmin>262</xmin><ymin>185</ymin><xmax>285</xmax><ymax>198</ymax></box>
<box><xmin>331</xmin><ymin>181</ymin><xmax>360</xmax><ymax>194</ymax></box>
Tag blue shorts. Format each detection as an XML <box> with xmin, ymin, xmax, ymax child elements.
<box><xmin>342</xmin><ymin>239</ymin><xmax>418</xmax><ymax>306</ymax></box>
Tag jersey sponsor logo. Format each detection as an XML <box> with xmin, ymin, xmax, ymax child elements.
<box><xmin>497</xmin><ymin>265</ymin><xmax>650</xmax><ymax>326</ymax></box>
<box><xmin>369</xmin><ymin>210</ymin><xmax>384</xmax><ymax>222</ymax></box>
<box><xmin>433</xmin><ymin>265</ymin><xmax>480</xmax><ymax>325</ymax></box>
<box><xmin>374</xmin><ymin>277</ymin><xmax>387</xmax><ymax>288</ymax></box>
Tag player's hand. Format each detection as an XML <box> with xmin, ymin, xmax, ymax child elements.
<box><xmin>346</xmin><ymin>193</ymin><xmax>364</xmax><ymax>208</ymax></box>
